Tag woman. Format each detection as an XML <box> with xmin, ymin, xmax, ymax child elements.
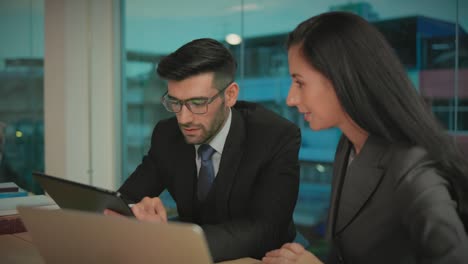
<box><xmin>263</xmin><ymin>12</ymin><xmax>468</xmax><ymax>264</ymax></box>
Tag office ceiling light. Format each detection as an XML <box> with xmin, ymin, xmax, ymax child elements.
<box><xmin>225</xmin><ymin>33</ymin><xmax>242</xmax><ymax>45</ymax></box>
<box><xmin>316</xmin><ymin>164</ymin><xmax>325</xmax><ymax>173</ymax></box>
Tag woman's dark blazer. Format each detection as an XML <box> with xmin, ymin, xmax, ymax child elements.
<box><xmin>326</xmin><ymin>135</ymin><xmax>468</xmax><ymax>264</ymax></box>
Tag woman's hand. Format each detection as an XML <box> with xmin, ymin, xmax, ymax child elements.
<box><xmin>262</xmin><ymin>243</ymin><xmax>323</xmax><ymax>264</ymax></box>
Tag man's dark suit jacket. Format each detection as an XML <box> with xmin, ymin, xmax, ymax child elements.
<box><xmin>119</xmin><ymin>101</ymin><xmax>301</xmax><ymax>262</ymax></box>
<box><xmin>326</xmin><ymin>135</ymin><xmax>468</xmax><ymax>264</ymax></box>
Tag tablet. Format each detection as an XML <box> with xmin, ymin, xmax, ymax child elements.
<box><xmin>33</xmin><ymin>172</ymin><xmax>134</xmax><ymax>216</ymax></box>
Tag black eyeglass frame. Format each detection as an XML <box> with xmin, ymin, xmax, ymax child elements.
<box><xmin>161</xmin><ymin>81</ymin><xmax>233</xmax><ymax>115</ymax></box>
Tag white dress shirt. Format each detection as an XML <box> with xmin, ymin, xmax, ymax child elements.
<box><xmin>194</xmin><ymin>108</ymin><xmax>232</xmax><ymax>178</ymax></box>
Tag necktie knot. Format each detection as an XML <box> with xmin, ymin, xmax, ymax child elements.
<box><xmin>198</xmin><ymin>144</ymin><xmax>216</xmax><ymax>161</ymax></box>
<box><xmin>197</xmin><ymin>144</ymin><xmax>216</xmax><ymax>201</ymax></box>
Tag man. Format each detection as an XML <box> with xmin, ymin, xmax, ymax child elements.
<box><xmin>113</xmin><ymin>38</ymin><xmax>300</xmax><ymax>261</ymax></box>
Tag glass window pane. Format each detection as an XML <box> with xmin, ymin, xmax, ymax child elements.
<box><xmin>0</xmin><ymin>0</ymin><xmax>44</xmax><ymax>194</ymax></box>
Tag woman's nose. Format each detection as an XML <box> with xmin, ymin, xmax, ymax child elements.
<box><xmin>286</xmin><ymin>87</ymin><xmax>298</xmax><ymax>107</ymax></box>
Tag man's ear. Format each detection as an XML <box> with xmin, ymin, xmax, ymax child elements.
<box><xmin>224</xmin><ymin>82</ymin><xmax>239</xmax><ymax>107</ymax></box>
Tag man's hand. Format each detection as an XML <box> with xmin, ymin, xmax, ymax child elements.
<box><xmin>104</xmin><ymin>196</ymin><xmax>167</xmax><ymax>223</ymax></box>
<box><xmin>262</xmin><ymin>243</ymin><xmax>323</xmax><ymax>264</ymax></box>
<box><xmin>103</xmin><ymin>208</ymin><xmax>125</xmax><ymax>217</ymax></box>
<box><xmin>131</xmin><ymin>197</ymin><xmax>168</xmax><ymax>223</ymax></box>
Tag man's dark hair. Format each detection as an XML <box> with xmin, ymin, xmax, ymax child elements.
<box><xmin>157</xmin><ymin>38</ymin><xmax>236</xmax><ymax>90</ymax></box>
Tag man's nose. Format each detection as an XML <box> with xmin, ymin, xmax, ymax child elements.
<box><xmin>177</xmin><ymin>104</ymin><xmax>193</xmax><ymax>124</ymax></box>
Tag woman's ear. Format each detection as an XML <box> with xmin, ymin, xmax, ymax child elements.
<box><xmin>224</xmin><ymin>82</ymin><xmax>239</xmax><ymax>107</ymax></box>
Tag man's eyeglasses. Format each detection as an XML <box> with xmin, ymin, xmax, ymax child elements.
<box><xmin>161</xmin><ymin>82</ymin><xmax>232</xmax><ymax>115</ymax></box>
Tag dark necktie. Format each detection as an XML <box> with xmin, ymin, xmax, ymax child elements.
<box><xmin>197</xmin><ymin>144</ymin><xmax>216</xmax><ymax>201</ymax></box>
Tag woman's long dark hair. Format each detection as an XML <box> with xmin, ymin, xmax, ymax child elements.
<box><xmin>287</xmin><ymin>11</ymin><xmax>468</xmax><ymax>227</ymax></box>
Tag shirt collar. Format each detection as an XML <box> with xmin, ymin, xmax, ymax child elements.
<box><xmin>195</xmin><ymin>108</ymin><xmax>232</xmax><ymax>156</ymax></box>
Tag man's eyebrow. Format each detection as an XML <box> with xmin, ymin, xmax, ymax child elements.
<box><xmin>166</xmin><ymin>94</ymin><xmax>179</xmax><ymax>100</ymax></box>
<box><xmin>166</xmin><ymin>94</ymin><xmax>209</xmax><ymax>101</ymax></box>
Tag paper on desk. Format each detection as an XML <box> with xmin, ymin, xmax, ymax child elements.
<box><xmin>0</xmin><ymin>195</ymin><xmax>58</xmax><ymax>216</ymax></box>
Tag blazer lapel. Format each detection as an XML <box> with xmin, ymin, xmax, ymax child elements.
<box><xmin>334</xmin><ymin>135</ymin><xmax>388</xmax><ymax>234</ymax></box>
<box><xmin>214</xmin><ymin>108</ymin><xmax>246</xmax><ymax>220</ymax></box>
<box><xmin>172</xmin><ymin>134</ymin><xmax>197</xmax><ymax>218</ymax></box>
<box><xmin>327</xmin><ymin>136</ymin><xmax>351</xmax><ymax>240</ymax></box>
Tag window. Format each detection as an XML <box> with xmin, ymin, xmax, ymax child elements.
<box><xmin>0</xmin><ymin>0</ymin><xmax>44</xmax><ymax>194</ymax></box>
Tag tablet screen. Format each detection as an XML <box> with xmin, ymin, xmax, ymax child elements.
<box><xmin>33</xmin><ymin>172</ymin><xmax>134</xmax><ymax>217</ymax></box>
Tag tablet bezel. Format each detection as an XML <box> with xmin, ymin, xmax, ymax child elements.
<box><xmin>33</xmin><ymin>172</ymin><xmax>134</xmax><ymax>216</ymax></box>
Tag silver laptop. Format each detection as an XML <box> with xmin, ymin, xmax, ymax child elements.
<box><xmin>17</xmin><ymin>206</ymin><xmax>214</xmax><ymax>264</ymax></box>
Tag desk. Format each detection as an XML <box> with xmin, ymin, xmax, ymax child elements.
<box><xmin>0</xmin><ymin>195</ymin><xmax>58</xmax><ymax>235</ymax></box>
<box><xmin>0</xmin><ymin>233</ymin><xmax>43</xmax><ymax>264</ymax></box>
<box><xmin>0</xmin><ymin>233</ymin><xmax>262</xmax><ymax>264</ymax></box>
<box><xmin>0</xmin><ymin>214</ymin><xmax>26</xmax><ymax>234</ymax></box>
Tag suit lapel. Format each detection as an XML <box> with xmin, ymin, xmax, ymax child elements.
<box><xmin>172</xmin><ymin>133</ymin><xmax>197</xmax><ymax>218</ymax></box>
<box><xmin>334</xmin><ymin>136</ymin><xmax>387</xmax><ymax>234</ymax></box>
<box><xmin>213</xmin><ymin>108</ymin><xmax>245</xmax><ymax>220</ymax></box>
<box><xmin>327</xmin><ymin>136</ymin><xmax>351</xmax><ymax>240</ymax></box>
